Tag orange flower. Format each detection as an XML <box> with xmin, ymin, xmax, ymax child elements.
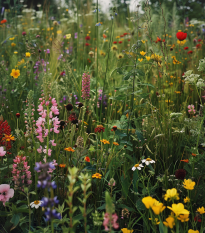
<box><xmin>59</xmin><ymin>164</ymin><xmax>66</xmax><ymax>168</ymax></box>
<box><xmin>113</xmin><ymin>142</ymin><xmax>119</xmax><ymax>146</ymax></box>
<box><xmin>181</xmin><ymin>159</ymin><xmax>189</xmax><ymax>163</ymax></box>
<box><xmin>191</xmin><ymin>153</ymin><xmax>196</xmax><ymax>157</ymax></box>
<box><xmin>85</xmin><ymin>156</ymin><xmax>90</xmax><ymax>162</ymax></box>
<box><xmin>1</xmin><ymin>19</ymin><xmax>7</xmax><ymax>24</ymax></box>
<box><xmin>103</xmin><ymin>34</ymin><xmax>107</xmax><ymax>38</ymax></box>
<box><xmin>64</xmin><ymin>147</ymin><xmax>75</xmax><ymax>152</ymax></box>
<box><xmin>2</xmin><ymin>134</ymin><xmax>15</xmax><ymax>141</ymax></box>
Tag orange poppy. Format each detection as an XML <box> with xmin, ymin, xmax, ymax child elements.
<box><xmin>85</xmin><ymin>156</ymin><xmax>90</xmax><ymax>162</ymax></box>
<box><xmin>59</xmin><ymin>164</ymin><xmax>66</xmax><ymax>168</ymax></box>
<box><xmin>181</xmin><ymin>159</ymin><xmax>189</xmax><ymax>163</ymax></box>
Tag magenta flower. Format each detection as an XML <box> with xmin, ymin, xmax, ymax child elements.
<box><xmin>0</xmin><ymin>147</ymin><xmax>6</xmax><ymax>157</ymax></box>
<box><xmin>81</xmin><ymin>73</ymin><xmax>90</xmax><ymax>100</ymax></box>
<box><xmin>103</xmin><ymin>212</ymin><xmax>119</xmax><ymax>231</ymax></box>
<box><xmin>188</xmin><ymin>104</ymin><xmax>196</xmax><ymax>114</ymax></box>
<box><xmin>0</xmin><ymin>184</ymin><xmax>14</xmax><ymax>206</ymax></box>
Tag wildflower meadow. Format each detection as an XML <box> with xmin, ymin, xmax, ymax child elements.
<box><xmin>0</xmin><ymin>0</ymin><xmax>205</xmax><ymax>232</ymax></box>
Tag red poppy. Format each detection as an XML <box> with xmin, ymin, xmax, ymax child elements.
<box><xmin>85</xmin><ymin>43</ymin><xmax>90</xmax><ymax>46</ymax></box>
<box><xmin>157</xmin><ymin>37</ymin><xmax>161</xmax><ymax>42</ymax></box>
<box><xmin>198</xmin><ymin>39</ymin><xmax>202</xmax><ymax>42</ymax></box>
<box><xmin>187</xmin><ymin>50</ymin><xmax>193</xmax><ymax>54</ymax></box>
<box><xmin>180</xmin><ymin>159</ymin><xmax>189</xmax><ymax>163</ymax></box>
<box><xmin>120</xmin><ymin>35</ymin><xmax>124</xmax><ymax>37</ymax></box>
<box><xmin>176</xmin><ymin>32</ymin><xmax>187</xmax><ymax>41</ymax></box>
<box><xmin>16</xmin><ymin>113</ymin><xmax>20</xmax><ymax>118</ymax></box>
<box><xmin>118</xmin><ymin>41</ymin><xmax>122</xmax><ymax>44</ymax></box>
<box><xmin>85</xmin><ymin>156</ymin><xmax>90</xmax><ymax>162</ymax></box>
<box><xmin>1</xmin><ymin>19</ymin><xmax>7</xmax><ymax>24</ymax></box>
<box><xmin>85</xmin><ymin>36</ymin><xmax>90</xmax><ymax>40</ymax></box>
<box><xmin>196</xmin><ymin>44</ymin><xmax>201</xmax><ymax>49</ymax></box>
<box><xmin>113</xmin><ymin>41</ymin><xmax>117</xmax><ymax>44</ymax></box>
<box><xmin>184</xmin><ymin>47</ymin><xmax>189</xmax><ymax>50</ymax></box>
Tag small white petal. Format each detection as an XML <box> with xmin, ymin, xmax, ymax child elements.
<box><xmin>137</xmin><ymin>167</ymin><xmax>141</xmax><ymax>170</ymax></box>
<box><xmin>132</xmin><ymin>167</ymin><xmax>136</xmax><ymax>171</ymax></box>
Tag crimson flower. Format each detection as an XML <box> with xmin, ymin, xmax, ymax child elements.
<box><xmin>184</xmin><ymin>47</ymin><xmax>189</xmax><ymax>50</ymax></box>
<box><xmin>120</xmin><ymin>35</ymin><xmax>124</xmax><ymax>37</ymax></box>
<box><xmin>176</xmin><ymin>32</ymin><xmax>187</xmax><ymax>41</ymax></box>
<box><xmin>196</xmin><ymin>44</ymin><xmax>201</xmax><ymax>49</ymax></box>
<box><xmin>111</xmin><ymin>126</ymin><xmax>117</xmax><ymax>131</ymax></box>
<box><xmin>118</xmin><ymin>41</ymin><xmax>122</xmax><ymax>44</ymax></box>
<box><xmin>60</xmin><ymin>71</ymin><xmax>65</xmax><ymax>76</ymax></box>
<box><xmin>16</xmin><ymin>113</ymin><xmax>20</xmax><ymax>118</ymax></box>
<box><xmin>162</xmin><ymin>39</ymin><xmax>165</xmax><ymax>42</ymax></box>
<box><xmin>198</xmin><ymin>39</ymin><xmax>202</xmax><ymax>42</ymax></box>
<box><xmin>175</xmin><ymin>169</ymin><xmax>186</xmax><ymax>180</ymax></box>
<box><xmin>85</xmin><ymin>35</ymin><xmax>90</xmax><ymax>40</ymax></box>
<box><xmin>113</xmin><ymin>41</ymin><xmax>117</xmax><ymax>44</ymax></box>
<box><xmin>22</xmin><ymin>31</ymin><xmax>26</xmax><ymax>36</ymax></box>
<box><xmin>0</xmin><ymin>120</ymin><xmax>12</xmax><ymax>151</ymax></box>
<box><xmin>85</xmin><ymin>43</ymin><xmax>89</xmax><ymax>46</ymax></box>
<box><xmin>194</xmin><ymin>216</ymin><xmax>202</xmax><ymax>222</ymax></box>
<box><xmin>94</xmin><ymin>125</ymin><xmax>105</xmax><ymax>133</ymax></box>
<box><xmin>187</xmin><ymin>50</ymin><xmax>193</xmax><ymax>54</ymax></box>
<box><xmin>123</xmin><ymin>33</ymin><xmax>128</xmax><ymax>35</ymax></box>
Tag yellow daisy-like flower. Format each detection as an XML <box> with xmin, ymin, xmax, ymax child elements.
<box><xmin>10</xmin><ymin>69</ymin><xmax>20</xmax><ymax>79</ymax></box>
<box><xmin>2</xmin><ymin>134</ymin><xmax>15</xmax><ymax>141</ymax></box>
<box><xmin>64</xmin><ymin>147</ymin><xmax>75</xmax><ymax>152</ymax></box>
<box><xmin>113</xmin><ymin>142</ymin><xmax>119</xmax><ymax>146</ymax></box>
<box><xmin>66</xmin><ymin>34</ymin><xmax>71</xmax><ymax>39</ymax></box>
<box><xmin>184</xmin><ymin>197</ymin><xmax>190</xmax><ymax>203</ymax></box>
<box><xmin>145</xmin><ymin>56</ymin><xmax>150</xmax><ymax>61</ymax></box>
<box><xmin>177</xmin><ymin>214</ymin><xmax>189</xmax><ymax>222</ymax></box>
<box><xmin>92</xmin><ymin>173</ymin><xmax>102</xmax><ymax>179</ymax></box>
<box><xmin>25</xmin><ymin>52</ymin><xmax>31</xmax><ymax>58</ymax></box>
<box><xmin>11</xmin><ymin>43</ymin><xmax>16</xmax><ymax>47</ymax></box>
<box><xmin>111</xmin><ymin>45</ymin><xmax>118</xmax><ymax>51</ymax></box>
<box><xmin>121</xmin><ymin>228</ymin><xmax>133</xmax><ymax>233</ymax></box>
<box><xmin>197</xmin><ymin>207</ymin><xmax>205</xmax><ymax>214</ymax></box>
<box><xmin>116</xmin><ymin>36</ymin><xmax>120</xmax><ymax>39</ymax></box>
<box><xmin>117</xmin><ymin>53</ymin><xmax>124</xmax><ymax>59</ymax></box>
<box><xmin>138</xmin><ymin>58</ymin><xmax>143</xmax><ymax>62</ymax></box>
<box><xmin>100</xmin><ymin>139</ymin><xmax>110</xmax><ymax>145</ymax></box>
<box><xmin>100</xmin><ymin>50</ymin><xmax>106</xmax><ymax>56</ymax></box>
<box><xmin>163</xmin><ymin>216</ymin><xmax>175</xmax><ymax>229</ymax></box>
<box><xmin>164</xmin><ymin>188</ymin><xmax>179</xmax><ymax>201</ymax></box>
<box><xmin>140</xmin><ymin>51</ymin><xmax>146</xmax><ymax>56</ymax></box>
<box><xmin>183</xmin><ymin>179</ymin><xmax>195</xmax><ymax>190</ymax></box>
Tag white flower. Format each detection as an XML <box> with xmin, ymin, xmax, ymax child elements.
<box><xmin>141</xmin><ymin>158</ymin><xmax>155</xmax><ymax>166</ymax></box>
<box><xmin>132</xmin><ymin>163</ymin><xmax>144</xmax><ymax>171</ymax></box>
<box><xmin>30</xmin><ymin>200</ymin><xmax>42</xmax><ymax>209</ymax></box>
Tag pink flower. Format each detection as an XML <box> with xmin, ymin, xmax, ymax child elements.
<box><xmin>81</xmin><ymin>73</ymin><xmax>91</xmax><ymax>100</ymax></box>
<box><xmin>103</xmin><ymin>213</ymin><xmax>119</xmax><ymax>231</ymax></box>
<box><xmin>50</xmin><ymin>140</ymin><xmax>56</xmax><ymax>146</ymax></box>
<box><xmin>0</xmin><ymin>147</ymin><xmax>6</xmax><ymax>157</ymax></box>
<box><xmin>0</xmin><ymin>184</ymin><xmax>14</xmax><ymax>206</ymax></box>
<box><xmin>37</xmin><ymin>146</ymin><xmax>42</xmax><ymax>153</ymax></box>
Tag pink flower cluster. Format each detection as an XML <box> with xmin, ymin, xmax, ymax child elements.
<box><xmin>81</xmin><ymin>73</ymin><xmax>90</xmax><ymax>99</ymax></box>
<box><xmin>188</xmin><ymin>104</ymin><xmax>196</xmax><ymax>114</ymax></box>
<box><xmin>36</xmin><ymin>97</ymin><xmax>60</xmax><ymax>143</ymax></box>
<box><xmin>0</xmin><ymin>147</ymin><xmax>6</xmax><ymax>157</ymax></box>
<box><xmin>103</xmin><ymin>213</ymin><xmax>119</xmax><ymax>231</ymax></box>
<box><xmin>12</xmin><ymin>155</ymin><xmax>32</xmax><ymax>191</ymax></box>
<box><xmin>0</xmin><ymin>184</ymin><xmax>14</xmax><ymax>206</ymax></box>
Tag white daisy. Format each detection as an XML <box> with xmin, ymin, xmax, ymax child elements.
<box><xmin>141</xmin><ymin>158</ymin><xmax>155</xmax><ymax>166</ymax></box>
<box><xmin>30</xmin><ymin>200</ymin><xmax>42</xmax><ymax>209</ymax></box>
<box><xmin>132</xmin><ymin>163</ymin><xmax>144</xmax><ymax>171</ymax></box>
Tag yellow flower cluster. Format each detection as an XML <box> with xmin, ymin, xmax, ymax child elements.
<box><xmin>100</xmin><ymin>139</ymin><xmax>110</xmax><ymax>145</ymax></box>
<box><xmin>172</xmin><ymin>56</ymin><xmax>181</xmax><ymax>65</ymax></box>
<box><xmin>92</xmin><ymin>173</ymin><xmax>102</xmax><ymax>179</ymax></box>
<box><xmin>177</xmin><ymin>40</ymin><xmax>186</xmax><ymax>46</ymax></box>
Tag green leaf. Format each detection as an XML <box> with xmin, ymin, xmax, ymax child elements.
<box><xmin>10</xmin><ymin>213</ymin><xmax>20</xmax><ymax>226</ymax></box>
<box><xmin>136</xmin><ymin>199</ymin><xmax>146</xmax><ymax>211</ymax></box>
<box><xmin>97</xmin><ymin>203</ymin><xmax>106</xmax><ymax>210</ymax></box>
<box><xmin>117</xmin><ymin>204</ymin><xmax>135</xmax><ymax>212</ymax></box>
<box><xmin>29</xmin><ymin>191</ymin><xmax>36</xmax><ymax>195</ymax></box>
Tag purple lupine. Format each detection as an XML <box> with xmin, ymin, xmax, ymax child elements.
<box><xmin>81</xmin><ymin>73</ymin><xmax>90</xmax><ymax>100</ymax></box>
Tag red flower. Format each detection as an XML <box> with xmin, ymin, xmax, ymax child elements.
<box><xmin>176</xmin><ymin>32</ymin><xmax>187</xmax><ymax>41</ymax></box>
<box><xmin>94</xmin><ymin>125</ymin><xmax>105</xmax><ymax>133</ymax></box>
<box><xmin>103</xmin><ymin>34</ymin><xmax>107</xmax><ymax>38</ymax></box>
<box><xmin>16</xmin><ymin>113</ymin><xmax>20</xmax><ymax>118</ymax></box>
<box><xmin>68</xmin><ymin>113</ymin><xmax>78</xmax><ymax>124</ymax></box>
<box><xmin>60</xmin><ymin>71</ymin><xmax>65</xmax><ymax>76</ymax></box>
<box><xmin>162</xmin><ymin>39</ymin><xmax>165</xmax><ymax>42</ymax></box>
<box><xmin>1</xmin><ymin>19</ymin><xmax>7</xmax><ymax>24</ymax></box>
<box><xmin>0</xmin><ymin>120</ymin><xmax>12</xmax><ymax>151</ymax></box>
<box><xmin>85</xmin><ymin>156</ymin><xmax>90</xmax><ymax>162</ymax></box>
<box><xmin>22</xmin><ymin>31</ymin><xmax>26</xmax><ymax>36</ymax></box>
<box><xmin>188</xmin><ymin>50</ymin><xmax>193</xmax><ymax>54</ymax></box>
<box><xmin>128</xmin><ymin>39</ymin><xmax>130</xmax><ymax>41</ymax></box>
<box><xmin>184</xmin><ymin>47</ymin><xmax>189</xmax><ymax>50</ymax></box>
<box><xmin>85</xmin><ymin>43</ymin><xmax>90</xmax><ymax>46</ymax></box>
<box><xmin>194</xmin><ymin>216</ymin><xmax>202</xmax><ymax>222</ymax></box>
<box><xmin>120</xmin><ymin>35</ymin><xmax>124</xmax><ymax>37</ymax></box>
<box><xmin>198</xmin><ymin>39</ymin><xmax>202</xmax><ymax>42</ymax></box>
<box><xmin>123</xmin><ymin>33</ymin><xmax>128</xmax><ymax>35</ymax></box>
<box><xmin>85</xmin><ymin>36</ymin><xmax>90</xmax><ymax>40</ymax></box>
<box><xmin>175</xmin><ymin>169</ymin><xmax>186</xmax><ymax>180</ymax></box>
<box><xmin>118</xmin><ymin>41</ymin><xmax>122</xmax><ymax>44</ymax></box>
<box><xmin>180</xmin><ymin>159</ymin><xmax>189</xmax><ymax>163</ymax></box>
<box><xmin>113</xmin><ymin>41</ymin><xmax>117</xmax><ymax>44</ymax></box>
<box><xmin>157</xmin><ymin>37</ymin><xmax>161</xmax><ymax>42</ymax></box>
<box><xmin>111</xmin><ymin>126</ymin><xmax>117</xmax><ymax>131</ymax></box>
<box><xmin>196</xmin><ymin>44</ymin><xmax>201</xmax><ymax>49</ymax></box>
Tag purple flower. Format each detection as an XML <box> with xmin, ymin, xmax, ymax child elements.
<box><xmin>75</xmin><ymin>33</ymin><xmax>78</xmax><ymax>39</ymax></box>
<box><xmin>46</xmin><ymin>49</ymin><xmax>50</xmax><ymax>54</ymax></box>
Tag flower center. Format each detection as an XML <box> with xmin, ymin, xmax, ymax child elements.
<box><xmin>146</xmin><ymin>158</ymin><xmax>152</xmax><ymax>161</ymax></box>
<box><xmin>134</xmin><ymin>164</ymin><xmax>139</xmax><ymax>167</ymax></box>
<box><xmin>34</xmin><ymin>200</ymin><xmax>40</xmax><ymax>205</ymax></box>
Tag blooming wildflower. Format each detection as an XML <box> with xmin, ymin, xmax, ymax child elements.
<box><xmin>141</xmin><ymin>40</ymin><xmax>145</xmax><ymax>43</ymax></box>
<box><xmin>0</xmin><ymin>184</ymin><xmax>14</xmax><ymax>206</ymax></box>
<box><xmin>183</xmin><ymin>179</ymin><xmax>195</xmax><ymax>190</ymax></box>
<box><xmin>57</xmin><ymin>30</ymin><xmax>62</xmax><ymax>34</ymax></box>
<box><xmin>65</xmin><ymin>103</ymin><xmax>73</xmax><ymax>111</ymax></box>
<box><xmin>164</xmin><ymin>188</ymin><xmax>179</xmax><ymax>201</ymax></box>
<box><xmin>14</xmin><ymin>51</ymin><xmax>18</xmax><ymax>54</ymax></box>
<box><xmin>22</xmin><ymin>31</ymin><xmax>26</xmax><ymax>36</ymax></box>
<box><xmin>25</xmin><ymin>52</ymin><xmax>31</xmax><ymax>58</ymax></box>
<box><xmin>100</xmin><ymin>139</ymin><xmax>110</xmax><ymax>145</ymax></box>
<box><xmin>163</xmin><ymin>216</ymin><xmax>175</xmax><ymax>229</ymax></box>
<box><xmin>85</xmin><ymin>156</ymin><xmax>90</xmax><ymax>162</ymax></box>
<box><xmin>188</xmin><ymin>230</ymin><xmax>199</xmax><ymax>233</ymax></box>
<box><xmin>111</xmin><ymin>126</ymin><xmax>117</xmax><ymax>131</ymax></box>
<box><xmin>138</xmin><ymin>58</ymin><xmax>143</xmax><ymax>62</ymax></box>
<box><xmin>176</xmin><ymin>32</ymin><xmax>187</xmax><ymax>41</ymax></box>
<box><xmin>100</xmin><ymin>50</ymin><xmax>106</xmax><ymax>56</ymax></box>
<box><xmin>95</xmin><ymin>125</ymin><xmax>105</xmax><ymax>133</ymax></box>
<box><xmin>194</xmin><ymin>216</ymin><xmax>201</xmax><ymax>222</ymax></box>
<box><xmin>113</xmin><ymin>41</ymin><xmax>117</xmax><ymax>44</ymax></box>
<box><xmin>81</xmin><ymin>73</ymin><xmax>90</xmax><ymax>99</ymax></box>
<box><xmin>89</xmin><ymin>51</ymin><xmax>94</xmax><ymax>57</ymax></box>
<box><xmin>149</xmin><ymin>218</ymin><xmax>160</xmax><ymax>225</ymax></box>
<box><xmin>65</xmin><ymin>34</ymin><xmax>71</xmax><ymax>39</ymax></box>
<box><xmin>1</xmin><ymin>19</ymin><xmax>7</xmax><ymax>24</ymax></box>
<box><xmin>59</xmin><ymin>164</ymin><xmax>66</xmax><ymax>168</ymax></box>
<box><xmin>64</xmin><ymin>147</ymin><xmax>75</xmax><ymax>152</ymax></box>
<box><xmin>151</xmin><ymin>200</ymin><xmax>166</xmax><ymax>215</ymax></box>
<box><xmin>9</xmin><ymin>37</ymin><xmax>15</xmax><ymax>40</ymax></box>
<box><xmin>140</xmin><ymin>51</ymin><xmax>146</xmax><ymax>56</ymax></box>
<box><xmin>103</xmin><ymin>212</ymin><xmax>119</xmax><ymax>231</ymax></box>
<box><xmin>108</xmin><ymin>178</ymin><xmax>116</xmax><ymax>187</ymax></box>
<box><xmin>197</xmin><ymin>207</ymin><xmax>205</xmax><ymax>214</ymax></box>
<box><xmin>146</xmin><ymin>56</ymin><xmax>151</xmax><ymax>61</ymax></box>
<box><xmin>188</xmin><ymin>50</ymin><xmax>193</xmax><ymax>54</ymax></box>
<box><xmin>11</xmin><ymin>43</ymin><xmax>16</xmax><ymax>47</ymax></box>
<box><xmin>167</xmin><ymin>203</ymin><xmax>189</xmax><ymax>216</ymax></box>
<box><xmin>118</xmin><ymin>41</ymin><xmax>122</xmax><ymax>44</ymax></box>
<box><xmin>121</xmin><ymin>228</ymin><xmax>133</xmax><ymax>233</ymax></box>
<box><xmin>0</xmin><ymin>147</ymin><xmax>6</xmax><ymax>157</ymax></box>
<box><xmin>30</xmin><ymin>200</ymin><xmax>43</xmax><ymax>209</ymax></box>
<box><xmin>85</xmin><ymin>35</ymin><xmax>90</xmax><ymax>40</ymax></box>
<box><xmin>184</xmin><ymin>46</ymin><xmax>189</xmax><ymax>50</ymax></box>
<box><xmin>142</xmin><ymin>196</ymin><xmax>155</xmax><ymax>209</ymax></box>
<box><xmin>180</xmin><ymin>159</ymin><xmax>189</xmax><ymax>163</ymax></box>
<box><xmin>92</xmin><ymin>173</ymin><xmax>102</xmax><ymax>179</ymax></box>
<box><xmin>2</xmin><ymin>134</ymin><xmax>15</xmax><ymax>141</ymax></box>
<box><xmin>132</xmin><ymin>164</ymin><xmax>144</xmax><ymax>171</ymax></box>
<box><xmin>117</xmin><ymin>53</ymin><xmax>124</xmax><ymax>59</ymax></box>
<box><xmin>113</xmin><ymin>142</ymin><xmax>119</xmax><ymax>146</ymax></box>
<box><xmin>111</xmin><ymin>45</ymin><xmax>118</xmax><ymax>51</ymax></box>
<box><xmin>177</xmin><ymin>214</ymin><xmax>189</xmax><ymax>222</ymax></box>
<box><xmin>141</xmin><ymin>158</ymin><xmax>155</xmax><ymax>165</ymax></box>
<box><xmin>188</xmin><ymin>105</ymin><xmax>196</xmax><ymax>114</ymax></box>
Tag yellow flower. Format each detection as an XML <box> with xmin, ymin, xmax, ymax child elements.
<box><xmin>163</xmin><ymin>216</ymin><xmax>175</xmax><ymax>229</ymax></box>
<box><xmin>113</xmin><ymin>142</ymin><xmax>119</xmax><ymax>146</ymax></box>
<box><xmin>10</xmin><ymin>69</ymin><xmax>20</xmax><ymax>79</ymax></box>
<box><xmin>121</xmin><ymin>229</ymin><xmax>133</xmax><ymax>233</ymax></box>
<box><xmin>188</xmin><ymin>230</ymin><xmax>199</xmax><ymax>233</ymax></box>
<box><xmin>111</xmin><ymin>45</ymin><xmax>118</xmax><ymax>51</ymax></box>
<box><xmin>57</xmin><ymin>30</ymin><xmax>62</xmax><ymax>34</ymax></box>
<box><xmin>138</xmin><ymin>58</ymin><xmax>143</xmax><ymax>62</ymax></box>
<box><xmin>142</xmin><ymin>196</ymin><xmax>156</xmax><ymax>209</ymax></box>
<box><xmin>141</xmin><ymin>40</ymin><xmax>145</xmax><ymax>43</ymax></box>
<box><xmin>145</xmin><ymin>56</ymin><xmax>150</xmax><ymax>61</ymax></box>
<box><xmin>177</xmin><ymin>214</ymin><xmax>189</xmax><ymax>222</ymax></box>
<box><xmin>11</xmin><ymin>43</ymin><xmax>16</xmax><ymax>47</ymax></box>
<box><xmin>116</xmin><ymin>36</ymin><xmax>120</xmax><ymax>39</ymax></box>
<box><xmin>25</xmin><ymin>52</ymin><xmax>31</xmax><ymax>58</ymax></box>
<box><xmin>83</xmin><ymin>121</ymin><xmax>88</xmax><ymax>125</ymax></box>
<box><xmin>151</xmin><ymin>200</ymin><xmax>166</xmax><ymax>215</ymax></box>
<box><xmin>167</xmin><ymin>203</ymin><xmax>189</xmax><ymax>216</ymax></box>
<box><xmin>183</xmin><ymin>179</ymin><xmax>195</xmax><ymax>190</ymax></box>
<box><xmin>169</xmin><ymin>35</ymin><xmax>172</xmax><ymax>38</ymax></box>
<box><xmin>197</xmin><ymin>207</ymin><xmax>205</xmax><ymax>214</ymax></box>
<box><xmin>9</xmin><ymin>37</ymin><xmax>15</xmax><ymax>40</ymax></box>
<box><xmin>2</xmin><ymin>134</ymin><xmax>15</xmax><ymax>141</ymax></box>
<box><xmin>66</xmin><ymin>9</ymin><xmax>69</xmax><ymax>11</ymax></box>
<box><xmin>164</xmin><ymin>188</ymin><xmax>179</xmax><ymax>201</ymax></box>
<box><xmin>184</xmin><ymin>197</ymin><xmax>190</xmax><ymax>203</ymax></box>
<box><xmin>100</xmin><ymin>50</ymin><xmax>106</xmax><ymax>56</ymax></box>
<box><xmin>92</xmin><ymin>173</ymin><xmax>102</xmax><ymax>179</ymax></box>
<box><xmin>66</xmin><ymin>34</ymin><xmax>71</xmax><ymax>39</ymax></box>
<box><xmin>100</xmin><ymin>139</ymin><xmax>110</xmax><ymax>145</ymax></box>
<box><xmin>117</xmin><ymin>53</ymin><xmax>124</xmax><ymax>59</ymax></box>
<box><xmin>140</xmin><ymin>51</ymin><xmax>146</xmax><ymax>56</ymax></box>
<box><xmin>14</xmin><ymin>51</ymin><xmax>18</xmax><ymax>54</ymax></box>
<box><xmin>149</xmin><ymin>218</ymin><xmax>160</xmax><ymax>225</ymax></box>
<box><xmin>169</xmin><ymin>83</ymin><xmax>173</xmax><ymax>87</ymax></box>
<box><xmin>64</xmin><ymin>147</ymin><xmax>75</xmax><ymax>152</ymax></box>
